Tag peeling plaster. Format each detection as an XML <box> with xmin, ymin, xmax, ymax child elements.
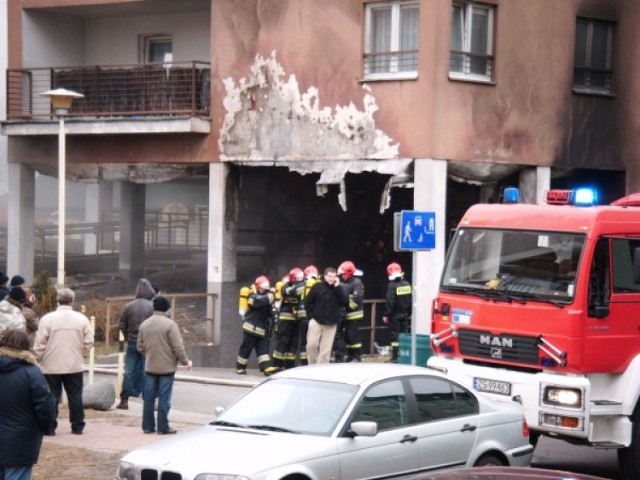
<box><xmin>219</xmin><ymin>51</ymin><xmax>399</xmax><ymax>162</ymax></box>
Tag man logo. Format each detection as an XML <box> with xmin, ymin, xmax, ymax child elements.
<box><xmin>491</xmin><ymin>348</ymin><xmax>502</xmax><ymax>359</ymax></box>
<box><xmin>480</xmin><ymin>335</ymin><xmax>513</xmax><ymax>348</ymax></box>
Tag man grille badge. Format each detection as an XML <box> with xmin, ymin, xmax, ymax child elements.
<box><xmin>491</xmin><ymin>347</ymin><xmax>502</xmax><ymax>359</ymax></box>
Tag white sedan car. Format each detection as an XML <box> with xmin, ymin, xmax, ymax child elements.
<box><xmin>116</xmin><ymin>363</ymin><xmax>533</xmax><ymax>480</ymax></box>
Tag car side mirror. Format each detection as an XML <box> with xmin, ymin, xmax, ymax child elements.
<box><xmin>346</xmin><ymin>421</ymin><xmax>377</xmax><ymax>438</ymax></box>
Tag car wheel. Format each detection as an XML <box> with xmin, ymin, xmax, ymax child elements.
<box><xmin>473</xmin><ymin>454</ymin><xmax>506</xmax><ymax>467</ymax></box>
<box><xmin>618</xmin><ymin>413</ymin><xmax>640</xmax><ymax>480</ymax></box>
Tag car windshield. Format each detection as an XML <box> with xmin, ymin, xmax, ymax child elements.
<box><xmin>442</xmin><ymin>228</ymin><xmax>585</xmax><ymax>303</ymax></box>
<box><xmin>215</xmin><ymin>378</ymin><xmax>358</xmax><ymax>437</ymax></box>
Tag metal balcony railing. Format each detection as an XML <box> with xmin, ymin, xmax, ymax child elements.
<box><xmin>6</xmin><ymin>61</ymin><xmax>210</xmax><ymax>120</ymax></box>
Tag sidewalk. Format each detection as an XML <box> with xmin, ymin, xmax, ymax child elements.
<box><xmin>44</xmin><ymin>366</ymin><xmax>264</xmax><ymax>455</ymax></box>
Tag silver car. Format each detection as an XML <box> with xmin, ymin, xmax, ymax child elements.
<box><xmin>115</xmin><ymin>364</ymin><xmax>533</xmax><ymax>480</ymax></box>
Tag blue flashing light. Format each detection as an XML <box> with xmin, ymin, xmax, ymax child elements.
<box><xmin>540</xmin><ymin>358</ymin><xmax>554</xmax><ymax>367</ymax></box>
<box><xmin>503</xmin><ymin>187</ymin><xmax>519</xmax><ymax>204</ymax></box>
<box><xmin>573</xmin><ymin>188</ymin><xmax>597</xmax><ymax>206</ymax></box>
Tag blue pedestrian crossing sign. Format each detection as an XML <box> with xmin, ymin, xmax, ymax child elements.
<box><xmin>399</xmin><ymin>211</ymin><xmax>436</xmax><ymax>250</ymax></box>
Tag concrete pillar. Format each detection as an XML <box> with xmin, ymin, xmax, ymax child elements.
<box><xmin>207</xmin><ymin>163</ymin><xmax>237</xmax><ymax>344</ymax></box>
<box><xmin>520</xmin><ymin>166</ymin><xmax>551</xmax><ymax>204</ymax></box>
<box><xmin>412</xmin><ymin>158</ymin><xmax>447</xmax><ymax>335</ymax></box>
<box><xmin>119</xmin><ymin>181</ymin><xmax>145</xmax><ymax>279</ymax></box>
<box><xmin>84</xmin><ymin>182</ymin><xmax>113</xmax><ymax>254</ymax></box>
<box><xmin>7</xmin><ymin>163</ymin><xmax>35</xmax><ymax>282</ymax></box>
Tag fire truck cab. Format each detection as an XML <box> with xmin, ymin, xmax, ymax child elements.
<box><xmin>428</xmin><ymin>188</ymin><xmax>640</xmax><ymax>479</ymax></box>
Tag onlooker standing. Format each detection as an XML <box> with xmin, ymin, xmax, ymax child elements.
<box><xmin>0</xmin><ymin>287</ymin><xmax>27</xmax><ymax>335</ymax></box>
<box><xmin>0</xmin><ymin>273</ymin><xmax>10</xmax><ymax>300</ymax></box>
<box><xmin>9</xmin><ymin>275</ymin><xmax>26</xmax><ymax>291</ymax></box>
<box><xmin>304</xmin><ymin>267</ymin><xmax>349</xmax><ymax>365</ymax></box>
<box><xmin>116</xmin><ymin>278</ymin><xmax>156</xmax><ymax>410</ymax></box>
<box><xmin>33</xmin><ymin>288</ymin><xmax>94</xmax><ymax>435</ymax></box>
<box><xmin>382</xmin><ymin>262</ymin><xmax>413</xmax><ymax>363</ymax></box>
<box><xmin>0</xmin><ymin>330</ymin><xmax>56</xmax><ymax>480</ymax></box>
<box><xmin>137</xmin><ymin>296</ymin><xmax>192</xmax><ymax>435</ymax></box>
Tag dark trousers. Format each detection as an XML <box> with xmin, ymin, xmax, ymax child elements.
<box><xmin>298</xmin><ymin>318</ymin><xmax>309</xmax><ymax>364</ymax></box>
<box><xmin>121</xmin><ymin>341</ymin><xmax>144</xmax><ymax>399</ymax></box>
<box><xmin>274</xmin><ymin>320</ymin><xmax>299</xmax><ymax>367</ymax></box>
<box><xmin>236</xmin><ymin>332</ymin><xmax>273</xmax><ymax>372</ymax></box>
<box><xmin>142</xmin><ymin>372</ymin><xmax>175</xmax><ymax>434</ymax></box>
<box><xmin>45</xmin><ymin>372</ymin><xmax>85</xmax><ymax>433</ymax></box>
<box><xmin>389</xmin><ymin>316</ymin><xmax>409</xmax><ymax>347</ymax></box>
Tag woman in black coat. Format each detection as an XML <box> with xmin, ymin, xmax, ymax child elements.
<box><xmin>0</xmin><ymin>329</ymin><xmax>56</xmax><ymax>480</ymax></box>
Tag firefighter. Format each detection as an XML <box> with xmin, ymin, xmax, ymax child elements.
<box><xmin>235</xmin><ymin>276</ymin><xmax>279</xmax><ymax>376</ymax></box>
<box><xmin>337</xmin><ymin>260</ymin><xmax>365</xmax><ymax>363</ymax></box>
<box><xmin>382</xmin><ymin>262</ymin><xmax>412</xmax><ymax>363</ymax></box>
<box><xmin>272</xmin><ymin>268</ymin><xmax>304</xmax><ymax>370</ymax></box>
<box><xmin>298</xmin><ymin>265</ymin><xmax>319</xmax><ymax>366</ymax></box>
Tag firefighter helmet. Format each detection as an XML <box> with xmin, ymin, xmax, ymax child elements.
<box><xmin>255</xmin><ymin>276</ymin><xmax>270</xmax><ymax>291</ymax></box>
<box><xmin>304</xmin><ymin>265</ymin><xmax>319</xmax><ymax>279</ymax></box>
<box><xmin>289</xmin><ymin>267</ymin><xmax>304</xmax><ymax>282</ymax></box>
<box><xmin>387</xmin><ymin>262</ymin><xmax>403</xmax><ymax>280</ymax></box>
<box><xmin>338</xmin><ymin>261</ymin><xmax>363</xmax><ymax>279</ymax></box>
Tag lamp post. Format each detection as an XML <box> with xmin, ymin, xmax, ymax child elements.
<box><xmin>40</xmin><ymin>88</ymin><xmax>84</xmax><ymax>289</ymax></box>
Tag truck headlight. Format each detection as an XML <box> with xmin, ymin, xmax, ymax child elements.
<box><xmin>543</xmin><ymin>386</ymin><xmax>582</xmax><ymax>407</ymax></box>
<box><xmin>116</xmin><ymin>461</ymin><xmax>135</xmax><ymax>480</ymax></box>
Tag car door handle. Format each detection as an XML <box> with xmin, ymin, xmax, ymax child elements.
<box><xmin>460</xmin><ymin>424</ymin><xmax>477</xmax><ymax>432</ymax></box>
<box><xmin>400</xmin><ymin>434</ymin><xmax>418</xmax><ymax>443</ymax></box>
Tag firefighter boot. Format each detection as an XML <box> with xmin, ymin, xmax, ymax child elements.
<box><xmin>263</xmin><ymin>366</ymin><xmax>279</xmax><ymax>376</ymax></box>
<box><xmin>285</xmin><ymin>359</ymin><xmax>296</xmax><ymax>370</ymax></box>
<box><xmin>388</xmin><ymin>346</ymin><xmax>399</xmax><ymax>363</ymax></box>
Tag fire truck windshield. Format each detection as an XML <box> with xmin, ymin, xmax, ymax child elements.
<box><xmin>442</xmin><ymin>228</ymin><xmax>586</xmax><ymax>303</ymax></box>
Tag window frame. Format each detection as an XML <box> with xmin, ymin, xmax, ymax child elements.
<box><xmin>363</xmin><ymin>0</ymin><xmax>420</xmax><ymax>81</ymax></box>
<box><xmin>449</xmin><ymin>1</ymin><xmax>495</xmax><ymax>83</ymax></box>
<box><xmin>572</xmin><ymin>17</ymin><xmax>614</xmax><ymax>95</ymax></box>
<box><xmin>139</xmin><ymin>34</ymin><xmax>173</xmax><ymax>64</ymax></box>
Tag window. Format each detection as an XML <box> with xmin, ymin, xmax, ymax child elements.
<box><xmin>611</xmin><ymin>238</ymin><xmax>640</xmax><ymax>294</ymax></box>
<box><xmin>140</xmin><ymin>34</ymin><xmax>173</xmax><ymax>64</ymax></box>
<box><xmin>573</xmin><ymin>18</ymin><xmax>613</xmax><ymax>94</ymax></box>
<box><xmin>410</xmin><ymin>378</ymin><xmax>478</xmax><ymax>422</ymax></box>
<box><xmin>450</xmin><ymin>1</ymin><xmax>494</xmax><ymax>81</ymax></box>
<box><xmin>364</xmin><ymin>1</ymin><xmax>419</xmax><ymax>79</ymax></box>
<box><xmin>352</xmin><ymin>380</ymin><xmax>409</xmax><ymax>431</ymax></box>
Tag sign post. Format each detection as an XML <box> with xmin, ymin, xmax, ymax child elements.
<box><xmin>398</xmin><ymin>210</ymin><xmax>436</xmax><ymax>365</ymax></box>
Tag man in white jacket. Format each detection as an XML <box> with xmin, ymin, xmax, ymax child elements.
<box><xmin>33</xmin><ymin>288</ymin><xmax>94</xmax><ymax>435</ymax></box>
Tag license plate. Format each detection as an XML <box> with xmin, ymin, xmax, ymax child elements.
<box><xmin>473</xmin><ymin>377</ymin><xmax>511</xmax><ymax>396</ymax></box>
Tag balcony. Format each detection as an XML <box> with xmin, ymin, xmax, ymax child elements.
<box><xmin>4</xmin><ymin>61</ymin><xmax>211</xmax><ymax>135</ymax></box>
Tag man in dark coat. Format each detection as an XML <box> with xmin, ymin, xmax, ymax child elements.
<box><xmin>304</xmin><ymin>267</ymin><xmax>349</xmax><ymax>364</ymax></box>
<box><xmin>117</xmin><ymin>278</ymin><xmax>156</xmax><ymax>410</ymax></box>
<box><xmin>0</xmin><ymin>330</ymin><xmax>56</xmax><ymax>480</ymax></box>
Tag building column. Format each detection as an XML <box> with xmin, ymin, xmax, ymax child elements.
<box><xmin>7</xmin><ymin>163</ymin><xmax>35</xmax><ymax>282</ymax></box>
<box><xmin>412</xmin><ymin>158</ymin><xmax>447</xmax><ymax>335</ymax></box>
<box><xmin>207</xmin><ymin>163</ymin><xmax>237</xmax><ymax>344</ymax></box>
<box><xmin>119</xmin><ymin>181</ymin><xmax>145</xmax><ymax>279</ymax></box>
<box><xmin>84</xmin><ymin>182</ymin><xmax>113</xmax><ymax>254</ymax></box>
<box><xmin>520</xmin><ymin>166</ymin><xmax>551</xmax><ymax>204</ymax></box>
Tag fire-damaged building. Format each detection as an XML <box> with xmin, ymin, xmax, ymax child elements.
<box><xmin>1</xmin><ymin>0</ymin><xmax>635</xmax><ymax>366</ymax></box>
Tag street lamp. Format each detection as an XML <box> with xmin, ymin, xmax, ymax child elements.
<box><xmin>40</xmin><ymin>88</ymin><xmax>84</xmax><ymax>289</ymax></box>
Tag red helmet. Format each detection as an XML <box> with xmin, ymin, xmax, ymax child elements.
<box><xmin>387</xmin><ymin>262</ymin><xmax>403</xmax><ymax>280</ymax></box>
<box><xmin>255</xmin><ymin>275</ymin><xmax>270</xmax><ymax>290</ymax></box>
<box><xmin>304</xmin><ymin>265</ymin><xmax>319</xmax><ymax>279</ymax></box>
<box><xmin>289</xmin><ymin>267</ymin><xmax>304</xmax><ymax>282</ymax></box>
<box><xmin>338</xmin><ymin>261</ymin><xmax>356</xmax><ymax>279</ymax></box>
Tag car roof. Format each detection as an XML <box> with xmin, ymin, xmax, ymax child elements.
<box><xmin>272</xmin><ymin>363</ymin><xmax>446</xmax><ymax>386</ymax></box>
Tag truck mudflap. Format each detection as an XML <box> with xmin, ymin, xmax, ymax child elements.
<box><xmin>427</xmin><ymin>355</ymin><xmax>592</xmax><ymax>441</ymax></box>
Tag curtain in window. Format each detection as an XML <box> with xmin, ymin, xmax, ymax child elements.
<box><xmin>399</xmin><ymin>5</ymin><xmax>419</xmax><ymax>71</ymax></box>
<box><xmin>450</xmin><ymin>5</ymin><xmax>464</xmax><ymax>73</ymax></box>
<box><xmin>371</xmin><ymin>7</ymin><xmax>392</xmax><ymax>72</ymax></box>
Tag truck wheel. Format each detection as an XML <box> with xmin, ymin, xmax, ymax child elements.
<box><xmin>619</xmin><ymin>414</ymin><xmax>640</xmax><ymax>480</ymax></box>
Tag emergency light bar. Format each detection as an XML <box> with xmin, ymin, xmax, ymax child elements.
<box><xmin>545</xmin><ymin>188</ymin><xmax>597</xmax><ymax>206</ymax></box>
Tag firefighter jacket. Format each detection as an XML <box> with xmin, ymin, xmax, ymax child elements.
<box><xmin>242</xmin><ymin>291</ymin><xmax>275</xmax><ymax>338</ymax></box>
<box><xmin>383</xmin><ymin>278</ymin><xmax>412</xmax><ymax>320</ymax></box>
<box><xmin>344</xmin><ymin>276</ymin><xmax>365</xmax><ymax>321</ymax></box>
<box><xmin>295</xmin><ymin>279</ymin><xmax>312</xmax><ymax>321</ymax></box>
<box><xmin>278</xmin><ymin>281</ymin><xmax>303</xmax><ymax>322</ymax></box>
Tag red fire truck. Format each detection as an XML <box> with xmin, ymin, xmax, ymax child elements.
<box><xmin>428</xmin><ymin>188</ymin><xmax>640</xmax><ymax>479</ymax></box>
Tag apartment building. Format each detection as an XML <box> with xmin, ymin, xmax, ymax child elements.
<box><xmin>1</xmin><ymin>0</ymin><xmax>632</xmax><ymax>365</ymax></box>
